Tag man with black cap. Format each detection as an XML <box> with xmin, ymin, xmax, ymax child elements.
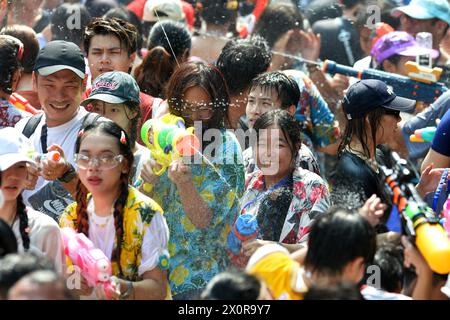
<box><xmin>15</xmin><ymin>40</ymin><xmax>100</xmax><ymax>221</ymax></box>
<box><xmin>330</xmin><ymin>79</ymin><xmax>416</xmax><ymax>213</ymax></box>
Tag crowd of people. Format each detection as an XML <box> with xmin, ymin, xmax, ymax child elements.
<box><xmin>0</xmin><ymin>0</ymin><xmax>450</xmax><ymax>301</ymax></box>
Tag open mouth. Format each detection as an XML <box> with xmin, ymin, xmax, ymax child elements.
<box><xmin>87</xmin><ymin>177</ymin><xmax>103</xmax><ymax>186</ymax></box>
<box><xmin>49</xmin><ymin>103</ymin><xmax>70</xmax><ymax>110</ymax></box>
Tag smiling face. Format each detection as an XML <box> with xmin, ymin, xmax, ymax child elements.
<box><xmin>35</xmin><ymin>69</ymin><xmax>85</xmax><ymax>127</ymax></box>
<box><xmin>1</xmin><ymin>162</ymin><xmax>28</xmax><ymax>202</ymax></box>
<box><xmin>76</xmin><ymin>132</ymin><xmax>128</xmax><ymax>196</ymax></box>
<box><xmin>255</xmin><ymin>124</ymin><xmax>295</xmax><ymax>179</ymax></box>
<box><xmin>87</xmin><ymin>34</ymin><xmax>134</xmax><ymax>82</ymax></box>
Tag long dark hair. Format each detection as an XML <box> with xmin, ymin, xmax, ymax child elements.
<box><xmin>166</xmin><ymin>61</ymin><xmax>229</xmax><ymax>132</ymax></box>
<box><xmin>134</xmin><ymin>21</ymin><xmax>191</xmax><ymax>99</ymax></box>
<box><xmin>74</xmin><ymin>120</ymin><xmax>134</xmax><ymax>277</ymax></box>
<box><xmin>337</xmin><ymin>107</ymin><xmax>385</xmax><ymax>159</ymax></box>
<box><xmin>0</xmin><ymin>35</ymin><xmax>23</xmax><ymax>94</ymax></box>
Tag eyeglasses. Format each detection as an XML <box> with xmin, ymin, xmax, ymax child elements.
<box><xmin>74</xmin><ymin>153</ymin><xmax>124</xmax><ymax>170</ymax></box>
<box><xmin>174</xmin><ymin>102</ymin><xmax>214</xmax><ymax>120</ymax></box>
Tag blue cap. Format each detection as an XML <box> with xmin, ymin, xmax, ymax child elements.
<box><xmin>392</xmin><ymin>0</ymin><xmax>450</xmax><ymax>25</ymax></box>
<box><xmin>342</xmin><ymin>79</ymin><xmax>416</xmax><ymax>120</ymax></box>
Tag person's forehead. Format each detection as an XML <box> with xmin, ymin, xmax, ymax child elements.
<box><xmin>90</xmin><ymin>34</ymin><xmax>124</xmax><ymax>48</ymax></box>
<box><xmin>250</xmin><ymin>86</ymin><xmax>278</xmax><ymax>100</ymax></box>
<box><xmin>39</xmin><ymin>70</ymin><xmax>81</xmax><ymax>82</ymax></box>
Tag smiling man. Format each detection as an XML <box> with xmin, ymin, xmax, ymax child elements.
<box><xmin>14</xmin><ymin>40</ymin><xmax>100</xmax><ymax>221</ymax></box>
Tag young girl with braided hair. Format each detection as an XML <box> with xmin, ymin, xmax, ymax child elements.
<box><xmin>59</xmin><ymin>119</ymin><xmax>170</xmax><ymax>300</ymax></box>
<box><xmin>0</xmin><ymin>127</ymin><xmax>64</xmax><ymax>271</ymax></box>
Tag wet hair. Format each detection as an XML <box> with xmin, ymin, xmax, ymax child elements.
<box><xmin>0</xmin><ymin>218</ymin><xmax>18</xmax><ymax>258</ymax></box>
<box><xmin>372</xmin><ymin>244</ymin><xmax>404</xmax><ymax>293</ymax></box>
<box><xmin>134</xmin><ymin>21</ymin><xmax>191</xmax><ymax>99</ymax></box>
<box><xmin>50</xmin><ymin>3</ymin><xmax>92</xmax><ymax>47</ymax></box>
<box><xmin>216</xmin><ymin>35</ymin><xmax>271</xmax><ymax>96</ymax></box>
<box><xmin>253</xmin><ymin>109</ymin><xmax>302</xmax><ymax>161</ymax></box>
<box><xmin>0</xmin><ymin>252</ymin><xmax>55</xmax><ymax>299</ymax></box>
<box><xmin>250</xmin><ymin>71</ymin><xmax>300</xmax><ymax>109</ymax></box>
<box><xmin>167</xmin><ymin>61</ymin><xmax>229</xmax><ymax>131</ymax></box>
<box><xmin>304</xmin><ymin>207</ymin><xmax>376</xmax><ymax>277</ymax></box>
<box><xmin>304</xmin><ymin>281</ymin><xmax>365</xmax><ymax>300</ymax></box>
<box><xmin>84</xmin><ymin>17</ymin><xmax>138</xmax><ymax>57</ymax></box>
<box><xmin>0</xmin><ymin>35</ymin><xmax>23</xmax><ymax>94</ymax></box>
<box><xmin>201</xmin><ymin>270</ymin><xmax>262</xmax><ymax>300</ymax></box>
<box><xmin>337</xmin><ymin>107</ymin><xmax>386</xmax><ymax>160</ymax></box>
<box><xmin>74</xmin><ymin>120</ymin><xmax>134</xmax><ymax>277</ymax></box>
<box><xmin>104</xmin><ymin>6</ymin><xmax>143</xmax><ymax>57</ymax></box>
<box><xmin>198</xmin><ymin>0</ymin><xmax>236</xmax><ymax>26</ymax></box>
<box><xmin>253</xmin><ymin>2</ymin><xmax>303</xmax><ymax>48</ymax></box>
<box><xmin>0</xmin><ymin>25</ymin><xmax>39</xmax><ymax>74</ymax></box>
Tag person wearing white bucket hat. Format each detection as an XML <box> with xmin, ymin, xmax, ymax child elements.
<box><xmin>0</xmin><ymin>127</ymin><xmax>64</xmax><ymax>273</ymax></box>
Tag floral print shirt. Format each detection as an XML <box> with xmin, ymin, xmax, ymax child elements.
<box><xmin>240</xmin><ymin>167</ymin><xmax>331</xmax><ymax>244</ymax></box>
<box><xmin>147</xmin><ymin>129</ymin><xmax>245</xmax><ymax>296</ymax></box>
<box><xmin>0</xmin><ymin>98</ymin><xmax>31</xmax><ymax>129</ymax></box>
<box><xmin>59</xmin><ymin>187</ymin><xmax>170</xmax><ymax>289</ymax></box>
<box><xmin>283</xmin><ymin>70</ymin><xmax>340</xmax><ymax>149</ymax></box>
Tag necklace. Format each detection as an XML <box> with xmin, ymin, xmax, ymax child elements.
<box><xmin>87</xmin><ymin>200</ymin><xmax>113</xmax><ymax>228</ymax></box>
<box><xmin>344</xmin><ymin>146</ymin><xmax>379</xmax><ymax>173</ymax></box>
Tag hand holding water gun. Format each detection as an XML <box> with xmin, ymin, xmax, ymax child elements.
<box><xmin>61</xmin><ymin>227</ymin><xmax>118</xmax><ymax>298</ymax></box>
<box><xmin>409</xmin><ymin>127</ymin><xmax>436</xmax><ymax>143</ymax></box>
<box><xmin>228</xmin><ymin>214</ymin><xmax>259</xmax><ymax>256</ymax></box>
<box><xmin>379</xmin><ymin>152</ymin><xmax>450</xmax><ymax>274</ymax></box>
<box><xmin>140</xmin><ymin>113</ymin><xmax>200</xmax><ymax>176</ymax></box>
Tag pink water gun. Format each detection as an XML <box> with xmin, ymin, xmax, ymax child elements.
<box><xmin>61</xmin><ymin>227</ymin><xmax>117</xmax><ymax>298</ymax></box>
<box><xmin>443</xmin><ymin>195</ymin><xmax>450</xmax><ymax>239</ymax></box>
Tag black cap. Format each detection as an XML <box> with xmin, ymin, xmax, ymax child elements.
<box><xmin>34</xmin><ymin>40</ymin><xmax>85</xmax><ymax>79</ymax></box>
<box><xmin>342</xmin><ymin>79</ymin><xmax>416</xmax><ymax>120</ymax></box>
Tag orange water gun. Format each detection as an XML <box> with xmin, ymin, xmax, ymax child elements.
<box><xmin>9</xmin><ymin>92</ymin><xmax>38</xmax><ymax>115</ymax></box>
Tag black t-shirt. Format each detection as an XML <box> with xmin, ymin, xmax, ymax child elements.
<box><xmin>313</xmin><ymin>17</ymin><xmax>364</xmax><ymax>66</ymax></box>
<box><xmin>330</xmin><ymin>150</ymin><xmax>389</xmax><ymax>210</ymax></box>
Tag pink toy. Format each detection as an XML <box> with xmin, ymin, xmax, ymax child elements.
<box><xmin>443</xmin><ymin>195</ymin><xmax>450</xmax><ymax>238</ymax></box>
<box><xmin>61</xmin><ymin>227</ymin><xmax>116</xmax><ymax>298</ymax></box>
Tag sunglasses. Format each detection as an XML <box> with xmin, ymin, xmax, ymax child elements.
<box><xmin>382</xmin><ymin>108</ymin><xmax>401</xmax><ymax>118</ymax></box>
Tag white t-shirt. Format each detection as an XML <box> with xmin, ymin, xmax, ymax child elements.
<box><xmin>361</xmin><ymin>285</ymin><xmax>412</xmax><ymax>300</ymax></box>
<box><xmin>15</xmin><ymin>108</ymin><xmax>89</xmax><ymax>216</ymax></box>
<box><xmin>12</xmin><ymin>207</ymin><xmax>65</xmax><ymax>274</ymax></box>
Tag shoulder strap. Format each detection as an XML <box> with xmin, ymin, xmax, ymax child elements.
<box><xmin>22</xmin><ymin>113</ymin><xmax>44</xmax><ymax>138</ymax></box>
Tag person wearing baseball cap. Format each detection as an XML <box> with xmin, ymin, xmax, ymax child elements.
<box><xmin>371</xmin><ymin>31</ymin><xmax>439</xmax><ymax>76</ymax></box>
<box><xmin>81</xmin><ymin>71</ymin><xmax>146</xmax><ymax>185</ymax></box>
<box><xmin>0</xmin><ymin>127</ymin><xmax>64</xmax><ymax>273</ymax></box>
<box><xmin>392</xmin><ymin>0</ymin><xmax>450</xmax><ymax>51</ymax></box>
<box><xmin>14</xmin><ymin>40</ymin><xmax>96</xmax><ymax>220</ymax></box>
<box><xmin>330</xmin><ymin>79</ymin><xmax>416</xmax><ymax>208</ymax></box>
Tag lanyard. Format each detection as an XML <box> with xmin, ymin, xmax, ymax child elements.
<box><xmin>242</xmin><ymin>175</ymin><xmax>292</xmax><ymax>214</ymax></box>
<box><xmin>432</xmin><ymin>168</ymin><xmax>449</xmax><ymax>213</ymax></box>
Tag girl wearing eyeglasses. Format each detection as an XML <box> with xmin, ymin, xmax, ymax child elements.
<box><xmin>59</xmin><ymin>120</ymin><xmax>171</xmax><ymax>300</ymax></box>
<box><xmin>140</xmin><ymin>61</ymin><xmax>245</xmax><ymax>299</ymax></box>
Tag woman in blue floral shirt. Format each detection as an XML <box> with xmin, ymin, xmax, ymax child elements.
<box><xmin>140</xmin><ymin>61</ymin><xmax>245</xmax><ymax>299</ymax></box>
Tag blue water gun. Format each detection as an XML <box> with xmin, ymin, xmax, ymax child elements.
<box><xmin>322</xmin><ymin>60</ymin><xmax>448</xmax><ymax>104</ymax></box>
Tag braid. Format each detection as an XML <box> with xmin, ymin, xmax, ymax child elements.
<box><xmin>75</xmin><ymin>178</ymin><xmax>90</xmax><ymax>237</ymax></box>
<box><xmin>111</xmin><ymin>175</ymin><xmax>129</xmax><ymax>277</ymax></box>
<box><xmin>17</xmin><ymin>194</ymin><xmax>29</xmax><ymax>250</ymax></box>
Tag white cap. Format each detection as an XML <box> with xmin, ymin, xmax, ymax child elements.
<box><xmin>0</xmin><ymin>127</ymin><xmax>35</xmax><ymax>171</ymax></box>
<box><xmin>143</xmin><ymin>0</ymin><xmax>185</xmax><ymax>23</ymax></box>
